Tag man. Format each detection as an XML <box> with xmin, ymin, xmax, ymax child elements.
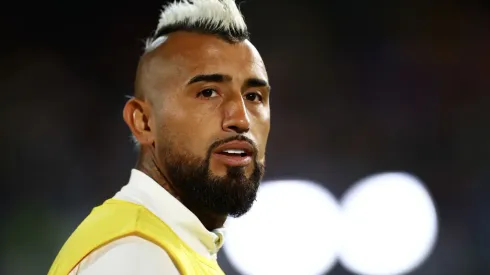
<box><xmin>47</xmin><ymin>0</ymin><xmax>270</xmax><ymax>274</ymax></box>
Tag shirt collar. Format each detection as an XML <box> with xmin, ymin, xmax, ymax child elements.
<box><xmin>114</xmin><ymin>169</ymin><xmax>225</xmax><ymax>256</ymax></box>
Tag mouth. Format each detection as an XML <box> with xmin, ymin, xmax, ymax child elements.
<box><xmin>212</xmin><ymin>140</ymin><xmax>254</xmax><ymax>167</ymax></box>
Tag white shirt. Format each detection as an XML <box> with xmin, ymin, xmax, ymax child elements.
<box><xmin>69</xmin><ymin>169</ymin><xmax>225</xmax><ymax>275</ymax></box>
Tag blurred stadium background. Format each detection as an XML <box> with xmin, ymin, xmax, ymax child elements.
<box><xmin>2</xmin><ymin>0</ymin><xmax>490</xmax><ymax>274</ymax></box>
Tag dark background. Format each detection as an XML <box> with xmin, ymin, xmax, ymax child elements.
<box><xmin>1</xmin><ymin>0</ymin><xmax>489</xmax><ymax>274</ymax></box>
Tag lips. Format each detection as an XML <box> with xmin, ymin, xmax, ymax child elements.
<box><xmin>212</xmin><ymin>140</ymin><xmax>255</xmax><ymax>167</ymax></box>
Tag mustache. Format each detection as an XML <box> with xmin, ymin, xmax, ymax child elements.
<box><xmin>207</xmin><ymin>135</ymin><xmax>258</xmax><ymax>157</ymax></box>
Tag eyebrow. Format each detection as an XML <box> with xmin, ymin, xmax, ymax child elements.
<box><xmin>245</xmin><ymin>78</ymin><xmax>269</xmax><ymax>89</ymax></box>
<box><xmin>187</xmin><ymin>73</ymin><xmax>270</xmax><ymax>90</ymax></box>
<box><xmin>187</xmin><ymin>74</ymin><xmax>231</xmax><ymax>85</ymax></box>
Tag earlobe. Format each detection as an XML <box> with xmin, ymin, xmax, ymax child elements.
<box><xmin>123</xmin><ymin>98</ymin><xmax>154</xmax><ymax>146</ymax></box>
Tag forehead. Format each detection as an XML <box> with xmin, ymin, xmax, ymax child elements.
<box><xmin>145</xmin><ymin>32</ymin><xmax>267</xmax><ymax>83</ymax></box>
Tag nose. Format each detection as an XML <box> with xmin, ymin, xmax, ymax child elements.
<box><xmin>222</xmin><ymin>97</ymin><xmax>250</xmax><ymax>134</ymax></box>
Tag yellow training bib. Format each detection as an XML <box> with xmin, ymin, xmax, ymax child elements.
<box><xmin>48</xmin><ymin>199</ymin><xmax>225</xmax><ymax>275</ymax></box>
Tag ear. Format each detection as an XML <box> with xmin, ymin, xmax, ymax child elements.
<box><xmin>123</xmin><ymin>98</ymin><xmax>155</xmax><ymax>146</ymax></box>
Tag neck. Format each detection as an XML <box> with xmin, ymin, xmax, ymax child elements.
<box><xmin>185</xmin><ymin>204</ymin><xmax>228</xmax><ymax>231</ymax></box>
<box><xmin>136</xmin><ymin>148</ymin><xmax>227</xmax><ymax>231</ymax></box>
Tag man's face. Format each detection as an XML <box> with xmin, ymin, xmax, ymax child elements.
<box><xmin>139</xmin><ymin>31</ymin><xmax>270</xmax><ymax>217</ymax></box>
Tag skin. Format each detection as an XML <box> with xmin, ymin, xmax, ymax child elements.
<box><xmin>122</xmin><ymin>31</ymin><xmax>271</xmax><ymax>230</ymax></box>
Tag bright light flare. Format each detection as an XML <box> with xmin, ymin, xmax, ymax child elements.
<box><xmin>224</xmin><ymin>180</ymin><xmax>341</xmax><ymax>275</ymax></box>
<box><xmin>339</xmin><ymin>172</ymin><xmax>438</xmax><ymax>275</ymax></box>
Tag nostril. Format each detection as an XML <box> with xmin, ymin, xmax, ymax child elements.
<box><xmin>227</xmin><ymin>125</ymin><xmax>249</xmax><ymax>134</ymax></box>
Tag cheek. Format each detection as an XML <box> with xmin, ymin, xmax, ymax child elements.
<box><xmin>252</xmin><ymin>114</ymin><xmax>271</xmax><ymax>158</ymax></box>
<box><xmin>160</xmin><ymin>100</ymin><xmax>220</xmax><ymax>157</ymax></box>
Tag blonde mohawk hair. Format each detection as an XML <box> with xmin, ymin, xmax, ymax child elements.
<box><xmin>145</xmin><ymin>0</ymin><xmax>249</xmax><ymax>52</ymax></box>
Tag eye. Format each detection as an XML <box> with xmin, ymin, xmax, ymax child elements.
<box><xmin>245</xmin><ymin>92</ymin><xmax>263</xmax><ymax>103</ymax></box>
<box><xmin>197</xmin><ymin>88</ymin><xmax>219</xmax><ymax>99</ymax></box>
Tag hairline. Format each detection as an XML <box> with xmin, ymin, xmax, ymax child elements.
<box><xmin>144</xmin><ymin>22</ymin><xmax>250</xmax><ymax>54</ymax></box>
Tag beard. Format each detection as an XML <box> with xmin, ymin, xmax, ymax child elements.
<box><xmin>161</xmin><ymin>136</ymin><xmax>265</xmax><ymax>218</ymax></box>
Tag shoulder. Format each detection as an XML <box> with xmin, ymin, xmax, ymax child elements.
<box><xmin>72</xmin><ymin>236</ymin><xmax>179</xmax><ymax>275</ymax></box>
